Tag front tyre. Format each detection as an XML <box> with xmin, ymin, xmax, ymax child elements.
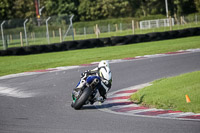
<box><xmin>73</xmin><ymin>87</ymin><xmax>92</xmax><ymax>110</ymax></box>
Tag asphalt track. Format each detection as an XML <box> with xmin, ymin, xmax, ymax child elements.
<box><xmin>0</xmin><ymin>51</ymin><xmax>200</xmax><ymax>133</ymax></box>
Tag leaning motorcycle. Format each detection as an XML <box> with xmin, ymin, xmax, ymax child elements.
<box><xmin>71</xmin><ymin>75</ymin><xmax>102</xmax><ymax>110</ymax></box>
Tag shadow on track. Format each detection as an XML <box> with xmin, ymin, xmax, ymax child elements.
<box><xmin>82</xmin><ymin>101</ymin><xmax>134</xmax><ymax>110</ymax></box>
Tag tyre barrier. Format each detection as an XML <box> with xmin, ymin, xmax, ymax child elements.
<box><xmin>0</xmin><ymin>27</ymin><xmax>199</xmax><ymax>56</ymax></box>
<box><xmin>99</xmin><ymin>37</ymin><xmax>112</xmax><ymax>46</ymax></box>
<box><xmin>111</xmin><ymin>36</ymin><xmax>127</xmax><ymax>46</ymax></box>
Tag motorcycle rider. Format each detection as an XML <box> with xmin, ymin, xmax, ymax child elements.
<box><xmin>73</xmin><ymin>60</ymin><xmax>112</xmax><ymax>103</ymax></box>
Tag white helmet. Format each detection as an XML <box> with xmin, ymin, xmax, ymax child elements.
<box><xmin>98</xmin><ymin>60</ymin><xmax>112</xmax><ymax>81</ymax></box>
<box><xmin>98</xmin><ymin>60</ymin><xmax>109</xmax><ymax>68</ymax></box>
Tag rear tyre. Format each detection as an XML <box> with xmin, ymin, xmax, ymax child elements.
<box><xmin>73</xmin><ymin>87</ymin><xmax>92</xmax><ymax>110</ymax></box>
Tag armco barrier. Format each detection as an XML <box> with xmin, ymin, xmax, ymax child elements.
<box><xmin>0</xmin><ymin>27</ymin><xmax>199</xmax><ymax>56</ymax></box>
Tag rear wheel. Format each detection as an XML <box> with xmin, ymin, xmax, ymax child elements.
<box><xmin>73</xmin><ymin>87</ymin><xmax>92</xmax><ymax>110</ymax></box>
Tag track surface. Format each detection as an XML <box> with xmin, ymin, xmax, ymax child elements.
<box><xmin>0</xmin><ymin>51</ymin><xmax>200</xmax><ymax>133</ymax></box>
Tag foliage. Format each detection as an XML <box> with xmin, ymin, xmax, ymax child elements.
<box><xmin>78</xmin><ymin>0</ymin><xmax>132</xmax><ymax>21</ymax></box>
<box><xmin>194</xmin><ymin>0</ymin><xmax>200</xmax><ymax>12</ymax></box>
<box><xmin>0</xmin><ymin>0</ymin><xmax>200</xmax><ymax>21</ymax></box>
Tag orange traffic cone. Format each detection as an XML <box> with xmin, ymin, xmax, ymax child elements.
<box><xmin>185</xmin><ymin>95</ymin><xmax>191</xmax><ymax>103</ymax></box>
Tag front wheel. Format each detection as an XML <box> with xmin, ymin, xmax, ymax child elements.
<box><xmin>73</xmin><ymin>87</ymin><xmax>92</xmax><ymax>110</ymax></box>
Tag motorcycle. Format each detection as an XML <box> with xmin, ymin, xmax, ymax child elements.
<box><xmin>71</xmin><ymin>75</ymin><xmax>103</xmax><ymax>110</ymax></box>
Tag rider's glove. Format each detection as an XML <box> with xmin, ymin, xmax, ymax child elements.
<box><xmin>85</xmin><ymin>70</ymin><xmax>90</xmax><ymax>74</ymax></box>
<box><xmin>80</xmin><ymin>72</ymin><xmax>85</xmax><ymax>78</ymax></box>
<box><xmin>81</xmin><ymin>70</ymin><xmax>89</xmax><ymax>79</ymax></box>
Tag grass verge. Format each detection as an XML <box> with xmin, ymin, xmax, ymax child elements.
<box><xmin>130</xmin><ymin>71</ymin><xmax>200</xmax><ymax>113</ymax></box>
<box><xmin>0</xmin><ymin>36</ymin><xmax>200</xmax><ymax>76</ymax></box>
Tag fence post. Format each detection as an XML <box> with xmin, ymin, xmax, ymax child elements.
<box><xmin>95</xmin><ymin>24</ymin><xmax>100</xmax><ymax>38</ymax></box>
<box><xmin>1</xmin><ymin>21</ymin><xmax>6</xmax><ymax>50</ymax></box>
<box><xmin>195</xmin><ymin>14</ymin><xmax>198</xmax><ymax>24</ymax></box>
<box><xmin>120</xmin><ymin>23</ymin><xmax>122</xmax><ymax>32</ymax></box>
<box><xmin>52</xmin><ymin>30</ymin><xmax>55</xmax><ymax>38</ymax></box>
<box><xmin>73</xmin><ymin>28</ymin><xmax>76</xmax><ymax>36</ymax></box>
<box><xmin>23</xmin><ymin>19</ymin><xmax>29</xmax><ymax>46</ymax></box>
<box><xmin>115</xmin><ymin>24</ymin><xmax>118</xmax><ymax>32</ymax></box>
<box><xmin>108</xmin><ymin>24</ymin><xmax>110</xmax><ymax>34</ymax></box>
<box><xmin>20</xmin><ymin>32</ymin><xmax>23</xmax><ymax>47</ymax></box>
<box><xmin>70</xmin><ymin>15</ymin><xmax>74</xmax><ymax>40</ymax></box>
<box><xmin>148</xmin><ymin>21</ymin><xmax>151</xmax><ymax>29</ymax></box>
<box><xmin>59</xmin><ymin>28</ymin><xmax>62</xmax><ymax>42</ymax></box>
<box><xmin>46</xmin><ymin>17</ymin><xmax>51</xmax><ymax>44</ymax></box>
<box><xmin>84</xmin><ymin>27</ymin><xmax>86</xmax><ymax>38</ymax></box>
<box><xmin>63</xmin><ymin>15</ymin><xmax>74</xmax><ymax>41</ymax></box>
<box><xmin>132</xmin><ymin>20</ymin><xmax>135</xmax><ymax>34</ymax></box>
<box><xmin>180</xmin><ymin>16</ymin><xmax>186</xmax><ymax>25</ymax></box>
<box><xmin>174</xmin><ymin>14</ymin><xmax>179</xmax><ymax>25</ymax></box>
<box><xmin>156</xmin><ymin>20</ymin><xmax>159</xmax><ymax>28</ymax></box>
<box><xmin>169</xmin><ymin>16</ymin><xmax>173</xmax><ymax>31</ymax></box>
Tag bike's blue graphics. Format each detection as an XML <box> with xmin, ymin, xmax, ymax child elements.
<box><xmin>86</xmin><ymin>76</ymin><xmax>101</xmax><ymax>86</ymax></box>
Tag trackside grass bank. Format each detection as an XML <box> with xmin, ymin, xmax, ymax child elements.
<box><xmin>130</xmin><ymin>71</ymin><xmax>200</xmax><ymax>113</ymax></box>
<box><xmin>0</xmin><ymin>36</ymin><xmax>200</xmax><ymax>76</ymax></box>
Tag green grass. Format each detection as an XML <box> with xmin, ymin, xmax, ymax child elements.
<box><xmin>130</xmin><ymin>71</ymin><xmax>200</xmax><ymax>113</ymax></box>
<box><xmin>0</xmin><ymin>36</ymin><xmax>200</xmax><ymax>76</ymax></box>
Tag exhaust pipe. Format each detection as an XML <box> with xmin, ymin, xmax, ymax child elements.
<box><xmin>90</xmin><ymin>78</ymin><xmax>99</xmax><ymax>88</ymax></box>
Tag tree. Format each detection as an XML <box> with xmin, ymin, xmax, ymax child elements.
<box><xmin>0</xmin><ymin>0</ymin><xmax>199</xmax><ymax>21</ymax></box>
<box><xmin>13</xmin><ymin>0</ymin><xmax>35</xmax><ymax>18</ymax></box>
<box><xmin>128</xmin><ymin>0</ymin><xmax>166</xmax><ymax>17</ymax></box>
<box><xmin>78</xmin><ymin>0</ymin><xmax>132</xmax><ymax>21</ymax></box>
<box><xmin>44</xmin><ymin>0</ymin><xmax>79</xmax><ymax>20</ymax></box>
<box><xmin>173</xmin><ymin>0</ymin><xmax>197</xmax><ymax>16</ymax></box>
<box><xmin>0</xmin><ymin>0</ymin><xmax>14</xmax><ymax>19</ymax></box>
<box><xmin>194</xmin><ymin>0</ymin><xmax>200</xmax><ymax>12</ymax></box>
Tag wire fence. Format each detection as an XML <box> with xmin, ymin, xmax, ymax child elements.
<box><xmin>0</xmin><ymin>14</ymin><xmax>200</xmax><ymax>50</ymax></box>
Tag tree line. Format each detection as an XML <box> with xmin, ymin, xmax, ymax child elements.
<box><xmin>1</xmin><ymin>0</ymin><xmax>200</xmax><ymax>21</ymax></box>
